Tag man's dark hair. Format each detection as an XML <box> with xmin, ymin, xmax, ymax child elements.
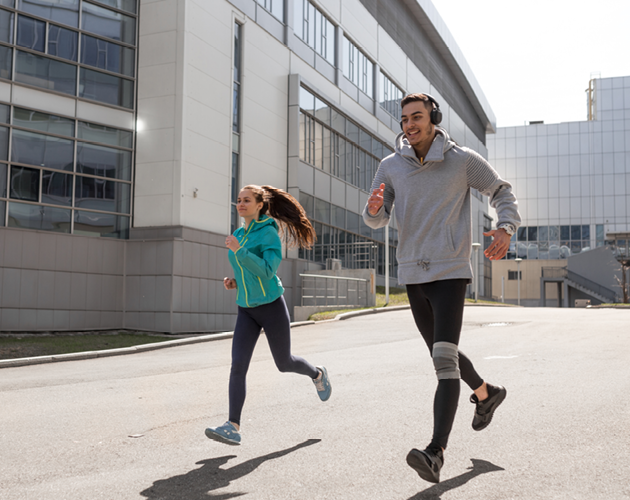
<box><xmin>401</xmin><ymin>93</ymin><xmax>433</xmax><ymax>111</ymax></box>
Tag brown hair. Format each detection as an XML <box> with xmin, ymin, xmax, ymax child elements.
<box><xmin>400</xmin><ymin>93</ymin><xmax>433</xmax><ymax>112</ymax></box>
<box><xmin>242</xmin><ymin>185</ymin><xmax>316</xmax><ymax>249</ymax></box>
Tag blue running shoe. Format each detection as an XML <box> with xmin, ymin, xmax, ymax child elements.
<box><xmin>205</xmin><ymin>421</ymin><xmax>241</xmax><ymax>446</ymax></box>
<box><xmin>313</xmin><ymin>366</ymin><xmax>332</xmax><ymax>401</ymax></box>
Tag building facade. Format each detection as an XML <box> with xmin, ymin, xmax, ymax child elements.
<box><xmin>487</xmin><ymin>76</ymin><xmax>630</xmax><ymax>305</ymax></box>
<box><xmin>0</xmin><ymin>0</ymin><xmax>497</xmax><ymax>332</ymax></box>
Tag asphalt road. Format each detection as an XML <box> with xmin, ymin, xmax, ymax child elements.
<box><xmin>1</xmin><ymin>306</ymin><xmax>629</xmax><ymax>500</ymax></box>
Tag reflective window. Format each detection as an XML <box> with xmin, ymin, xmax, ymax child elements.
<box><xmin>380</xmin><ymin>73</ymin><xmax>404</xmax><ymax>120</ymax></box>
<box><xmin>0</xmin><ymin>8</ymin><xmax>14</xmax><ymax>43</ymax></box>
<box><xmin>256</xmin><ymin>0</ymin><xmax>283</xmax><ymax>22</ymax></box>
<box><xmin>15</xmin><ymin>50</ymin><xmax>77</xmax><ymax>95</ymax></box>
<box><xmin>1</xmin><ymin>0</ymin><xmax>15</xmax><ymax>8</ymax></box>
<box><xmin>294</xmin><ymin>0</ymin><xmax>335</xmax><ymax>65</ymax></box>
<box><xmin>81</xmin><ymin>34</ymin><xmax>134</xmax><ymax>77</ymax></box>
<box><xmin>333</xmin><ymin>205</ymin><xmax>345</xmax><ymax>229</ymax></box>
<box><xmin>79</xmin><ymin>67</ymin><xmax>133</xmax><ymax>108</ymax></box>
<box><xmin>12</xmin><ymin>129</ymin><xmax>74</xmax><ymax>171</ymax></box>
<box><xmin>81</xmin><ymin>2</ymin><xmax>135</xmax><ymax>45</ymax></box>
<box><xmin>17</xmin><ymin>15</ymin><xmax>45</xmax><ymax>52</ymax></box>
<box><xmin>0</xmin><ymin>163</ymin><xmax>7</xmax><ymax>196</ymax></box>
<box><xmin>74</xmin><ymin>209</ymin><xmax>128</xmax><ymax>238</ymax></box>
<box><xmin>13</xmin><ymin>107</ymin><xmax>75</xmax><ymax>136</ymax></box>
<box><xmin>347</xmin><ymin>211</ymin><xmax>359</xmax><ymax>234</ymax></box>
<box><xmin>315</xmin><ymin>198</ymin><xmax>330</xmax><ymax>223</ymax></box>
<box><xmin>41</xmin><ymin>169</ymin><xmax>72</xmax><ymax>206</ymax></box>
<box><xmin>343</xmin><ymin>36</ymin><xmax>373</xmax><ymax>97</ymax></box>
<box><xmin>76</xmin><ymin>142</ymin><xmax>131</xmax><ymax>181</ymax></box>
<box><xmin>75</xmin><ymin>176</ymin><xmax>130</xmax><ymax>213</ymax></box>
<box><xmin>17</xmin><ymin>0</ymin><xmax>79</xmax><ymax>28</ymax></box>
<box><xmin>0</xmin><ymin>125</ymin><xmax>8</xmax><ymax>160</ymax></box>
<box><xmin>9</xmin><ymin>202</ymin><xmax>71</xmax><ymax>232</ymax></box>
<box><xmin>77</xmin><ymin>121</ymin><xmax>132</xmax><ymax>148</ymax></box>
<box><xmin>0</xmin><ymin>200</ymin><xmax>4</xmax><ymax>225</ymax></box>
<box><xmin>10</xmin><ymin>165</ymin><xmax>39</xmax><ymax>201</ymax></box>
<box><xmin>91</xmin><ymin>0</ymin><xmax>136</xmax><ymax>14</ymax></box>
<box><xmin>0</xmin><ymin>44</ymin><xmax>12</xmax><ymax>79</ymax></box>
<box><xmin>299</xmin><ymin>191</ymin><xmax>314</xmax><ymax>219</ymax></box>
<box><xmin>48</xmin><ymin>24</ymin><xmax>78</xmax><ymax>61</ymax></box>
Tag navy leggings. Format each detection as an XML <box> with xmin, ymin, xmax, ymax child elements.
<box><xmin>228</xmin><ymin>296</ymin><xmax>319</xmax><ymax>425</ymax></box>
<box><xmin>406</xmin><ymin>279</ymin><xmax>484</xmax><ymax>450</ymax></box>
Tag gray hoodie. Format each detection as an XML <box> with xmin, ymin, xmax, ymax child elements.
<box><xmin>362</xmin><ymin>127</ymin><xmax>521</xmax><ymax>285</ymax></box>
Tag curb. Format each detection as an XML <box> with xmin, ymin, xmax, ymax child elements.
<box><xmin>0</xmin><ymin>323</ymin><xmax>319</xmax><ymax>369</ymax></box>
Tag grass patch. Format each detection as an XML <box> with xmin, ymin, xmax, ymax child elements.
<box><xmin>0</xmin><ymin>332</ymin><xmax>177</xmax><ymax>361</ymax></box>
<box><xmin>308</xmin><ymin>286</ymin><xmax>409</xmax><ymax>321</ymax></box>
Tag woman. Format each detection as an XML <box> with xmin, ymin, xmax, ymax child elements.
<box><xmin>205</xmin><ymin>185</ymin><xmax>331</xmax><ymax>446</ymax></box>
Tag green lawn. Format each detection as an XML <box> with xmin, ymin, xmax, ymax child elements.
<box><xmin>0</xmin><ymin>332</ymin><xmax>177</xmax><ymax>360</ymax></box>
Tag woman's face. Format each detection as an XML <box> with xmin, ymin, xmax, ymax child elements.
<box><xmin>237</xmin><ymin>189</ymin><xmax>264</xmax><ymax>219</ymax></box>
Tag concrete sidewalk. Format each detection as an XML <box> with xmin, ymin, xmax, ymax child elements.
<box><xmin>1</xmin><ymin>306</ymin><xmax>628</xmax><ymax>499</ymax></box>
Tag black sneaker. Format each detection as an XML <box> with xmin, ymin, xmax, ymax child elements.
<box><xmin>470</xmin><ymin>384</ymin><xmax>507</xmax><ymax>431</ymax></box>
<box><xmin>406</xmin><ymin>446</ymin><xmax>444</xmax><ymax>483</ymax></box>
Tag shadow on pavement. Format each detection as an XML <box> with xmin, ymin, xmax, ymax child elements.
<box><xmin>407</xmin><ymin>458</ymin><xmax>504</xmax><ymax>500</ymax></box>
<box><xmin>140</xmin><ymin>438</ymin><xmax>320</xmax><ymax>500</ymax></box>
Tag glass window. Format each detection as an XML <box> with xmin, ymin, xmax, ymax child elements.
<box><xmin>48</xmin><ymin>25</ymin><xmax>78</xmax><ymax>61</ymax></box>
<box><xmin>13</xmin><ymin>107</ymin><xmax>75</xmax><ymax>136</ymax></box>
<box><xmin>582</xmin><ymin>225</ymin><xmax>590</xmax><ymax>240</ymax></box>
<box><xmin>560</xmin><ymin>225</ymin><xmax>570</xmax><ymax>240</ymax></box>
<box><xmin>77</xmin><ymin>121</ymin><xmax>132</xmax><ymax>148</ymax></box>
<box><xmin>299</xmin><ymin>86</ymin><xmax>315</xmax><ymax>113</ymax></box>
<box><xmin>74</xmin><ymin>210</ymin><xmax>128</xmax><ymax>238</ymax></box>
<box><xmin>380</xmin><ymin>72</ymin><xmax>403</xmax><ymax>120</ymax></box>
<box><xmin>527</xmin><ymin>226</ymin><xmax>537</xmax><ymax>242</ymax></box>
<box><xmin>8</xmin><ymin>201</ymin><xmax>71</xmax><ymax>232</ymax></box>
<box><xmin>314</xmin><ymin>97</ymin><xmax>330</xmax><ymax>124</ymax></box>
<box><xmin>91</xmin><ymin>0</ymin><xmax>137</xmax><ymax>15</ymax></box>
<box><xmin>41</xmin><ymin>169</ymin><xmax>72</xmax><ymax>206</ymax></box>
<box><xmin>230</xmin><ymin>151</ymin><xmax>238</xmax><ymax>203</ymax></box>
<box><xmin>75</xmin><ymin>176</ymin><xmax>130</xmax><ymax>213</ymax></box>
<box><xmin>81</xmin><ymin>34</ymin><xmax>135</xmax><ymax>77</ymax></box>
<box><xmin>15</xmin><ymin>50</ymin><xmax>77</xmax><ymax>95</ymax></box>
<box><xmin>79</xmin><ymin>67</ymin><xmax>133</xmax><ymax>108</ymax></box>
<box><xmin>331</xmin><ymin>109</ymin><xmax>345</xmax><ymax>135</ymax></box>
<box><xmin>360</xmin><ymin>129</ymin><xmax>371</xmax><ymax>152</ymax></box>
<box><xmin>517</xmin><ymin>226</ymin><xmax>527</xmax><ymax>241</ymax></box>
<box><xmin>17</xmin><ymin>15</ymin><xmax>46</xmax><ymax>52</ymax></box>
<box><xmin>0</xmin><ymin>200</ymin><xmax>4</xmax><ymax>225</ymax></box>
<box><xmin>0</xmin><ymin>125</ymin><xmax>7</xmax><ymax>160</ymax></box>
<box><xmin>295</xmin><ymin>1</ymin><xmax>335</xmax><ymax>64</ymax></box>
<box><xmin>10</xmin><ymin>165</ymin><xmax>39</xmax><ymax>201</ymax></box>
<box><xmin>12</xmin><ymin>129</ymin><xmax>74</xmax><ymax>171</ymax></box>
<box><xmin>0</xmin><ymin>163</ymin><xmax>7</xmax><ymax>197</ymax></box>
<box><xmin>333</xmin><ymin>205</ymin><xmax>345</xmax><ymax>229</ymax></box>
<box><xmin>347</xmin><ymin>211</ymin><xmax>359</xmax><ymax>234</ymax></box>
<box><xmin>538</xmin><ymin>225</ymin><xmax>548</xmax><ymax>241</ymax></box>
<box><xmin>0</xmin><ymin>8</ymin><xmax>14</xmax><ymax>43</ymax></box>
<box><xmin>0</xmin><ymin>45</ymin><xmax>11</xmax><ymax>79</ymax></box>
<box><xmin>299</xmin><ymin>191</ymin><xmax>313</xmax><ymax>218</ymax></box>
<box><xmin>256</xmin><ymin>0</ymin><xmax>283</xmax><ymax>22</ymax></box>
<box><xmin>81</xmin><ymin>2</ymin><xmax>136</xmax><ymax>45</ymax></box>
<box><xmin>549</xmin><ymin>225</ymin><xmax>560</xmax><ymax>241</ymax></box>
<box><xmin>76</xmin><ymin>142</ymin><xmax>131</xmax><ymax>181</ymax></box>
<box><xmin>315</xmin><ymin>198</ymin><xmax>330</xmax><ymax>223</ymax></box>
<box><xmin>571</xmin><ymin>225</ymin><xmax>581</xmax><ymax>240</ymax></box>
<box><xmin>1</xmin><ymin>0</ymin><xmax>15</xmax><ymax>8</ymax></box>
<box><xmin>17</xmin><ymin>0</ymin><xmax>79</xmax><ymax>28</ymax></box>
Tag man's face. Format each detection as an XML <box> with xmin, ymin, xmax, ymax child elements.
<box><xmin>401</xmin><ymin>100</ymin><xmax>434</xmax><ymax>148</ymax></box>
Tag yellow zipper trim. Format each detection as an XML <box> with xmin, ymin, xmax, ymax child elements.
<box><xmin>234</xmin><ymin>253</ymin><xmax>249</xmax><ymax>307</ymax></box>
<box><xmin>258</xmin><ymin>277</ymin><xmax>266</xmax><ymax>297</ymax></box>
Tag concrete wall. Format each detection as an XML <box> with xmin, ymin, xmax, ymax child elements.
<box><xmin>492</xmin><ymin>259</ymin><xmax>566</xmax><ymax>306</ymax></box>
<box><xmin>566</xmin><ymin>246</ymin><xmax>621</xmax><ymax>293</ymax></box>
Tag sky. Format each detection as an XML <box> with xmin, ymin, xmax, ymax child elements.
<box><xmin>429</xmin><ymin>0</ymin><xmax>630</xmax><ymax>128</ymax></box>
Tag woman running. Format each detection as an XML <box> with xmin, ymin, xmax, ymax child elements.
<box><xmin>205</xmin><ymin>185</ymin><xmax>331</xmax><ymax>446</ymax></box>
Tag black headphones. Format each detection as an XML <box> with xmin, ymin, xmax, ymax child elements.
<box><xmin>400</xmin><ymin>93</ymin><xmax>443</xmax><ymax>130</ymax></box>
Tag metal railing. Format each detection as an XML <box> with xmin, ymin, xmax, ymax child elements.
<box><xmin>300</xmin><ymin>274</ymin><xmax>368</xmax><ymax>307</ymax></box>
<box><xmin>566</xmin><ymin>270</ymin><xmax>618</xmax><ymax>302</ymax></box>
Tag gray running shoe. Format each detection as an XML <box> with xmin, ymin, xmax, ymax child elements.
<box><xmin>205</xmin><ymin>421</ymin><xmax>241</xmax><ymax>445</ymax></box>
<box><xmin>406</xmin><ymin>446</ymin><xmax>444</xmax><ymax>483</ymax></box>
<box><xmin>471</xmin><ymin>384</ymin><xmax>507</xmax><ymax>431</ymax></box>
<box><xmin>313</xmin><ymin>366</ymin><xmax>332</xmax><ymax>401</ymax></box>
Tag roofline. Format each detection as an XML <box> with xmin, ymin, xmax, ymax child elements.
<box><xmin>403</xmin><ymin>0</ymin><xmax>497</xmax><ymax>134</ymax></box>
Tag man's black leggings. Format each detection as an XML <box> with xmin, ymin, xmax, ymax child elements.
<box><xmin>228</xmin><ymin>296</ymin><xmax>319</xmax><ymax>426</ymax></box>
<box><xmin>406</xmin><ymin>279</ymin><xmax>484</xmax><ymax>450</ymax></box>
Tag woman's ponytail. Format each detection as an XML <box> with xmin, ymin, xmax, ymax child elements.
<box><xmin>243</xmin><ymin>184</ymin><xmax>316</xmax><ymax>249</ymax></box>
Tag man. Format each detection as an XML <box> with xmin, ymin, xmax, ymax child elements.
<box><xmin>363</xmin><ymin>93</ymin><xmax>520</xmax><ymax>483</ymax></box>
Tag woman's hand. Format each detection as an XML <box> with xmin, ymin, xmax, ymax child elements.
<box><xmin>225</xmin><ymin>235</ymin><xmax>241</xmax><ymax>252</ymax></box>
<box><xmin>223</xmin><ymin>277</ymin><xmax>237</xmax><ymax>290</ymax></box>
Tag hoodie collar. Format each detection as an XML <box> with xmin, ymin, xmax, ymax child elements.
<box><xmin>395</xmin><ymin>127</ymin><xmax>453</xmax><ymax>166</ymax></box>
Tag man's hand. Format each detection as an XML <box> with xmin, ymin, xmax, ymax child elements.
<box><xmin>367</xmin><ymin>183</ymin><xmax>386</xmax><ymax>215</ymax></box>
<box><xmin>225</xmin><ymin>235</ymin><xmax>241</xmax><ymax>252</ymax></box>
<box><xmin>223</xmin><ymin>277</ymin><xmax>237</xmax><ymax>290</ymax></box>
<box><xmin>483</xmin><ymin>228</ymin><xmax>511</xmax><ymax>260</ymax></box>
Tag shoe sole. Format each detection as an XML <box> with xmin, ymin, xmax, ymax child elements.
<box><xmin>204</xmin><ymin>428</ymin><xmax>241</xmax><ymax>446</ymax></box>
<box><xmin>473</xmin><ymin>387</ymin><xmax>507</xmax><ymax>431</ymax></box>
<box><xmin>406</xmin><ymin>449</ymin><xmax>440</xmax><ymax>483</ymax></box>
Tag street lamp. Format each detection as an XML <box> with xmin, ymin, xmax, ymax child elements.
<box><xmin>472</xmin><ymin>243</ymin><xmax>481</xmax><ymax>302</ymax></box>
<box><xmin>515</xmin><ymin>257</ymin><xmax>523</xmax><ymax>306</ymax></box>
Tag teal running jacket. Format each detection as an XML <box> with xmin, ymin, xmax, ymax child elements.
<box><xmin>228</xmin><ymin>216</ymin><xmax>285</xmax><ymax>308</ymax></box>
